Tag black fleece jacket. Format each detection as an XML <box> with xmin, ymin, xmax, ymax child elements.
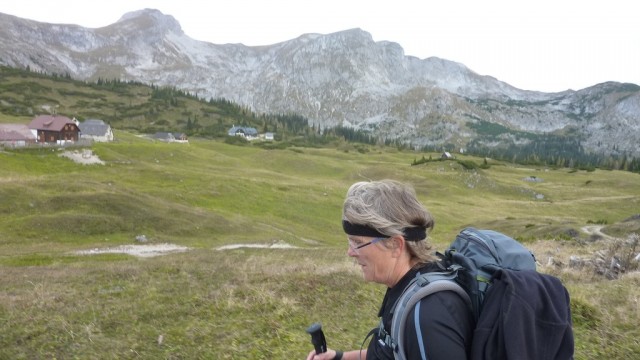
<box><xmin>470</xmin><ymin>269</ymin><xmax>574</xmax><ymax>360</ymax></box>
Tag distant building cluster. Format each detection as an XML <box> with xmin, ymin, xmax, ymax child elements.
<box><xmin>0</xmin><ymin>115</ymin><xmax>114</xmax><ymax>148</ymax></box>
<box><xmin>1</xmin><ymin>115</ymin><xmax>275</xmax><ymax>148</ymax></box>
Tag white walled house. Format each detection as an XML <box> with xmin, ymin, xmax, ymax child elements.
<box><xmin>78</xmin><ymin>119</ymin><xmax>114</xmax><ymax>142</ymax></box>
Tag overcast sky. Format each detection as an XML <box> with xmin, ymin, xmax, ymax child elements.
<box><xmin>1</xmin><ymin>0</ymin><xmax>638</xmax><ymax>93</ymax></box>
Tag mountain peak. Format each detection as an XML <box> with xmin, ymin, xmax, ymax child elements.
<box><xmin>116</xmin><ymin>8</ymin><xmax>183</xmax><ymax>35</ymax></box>
<box><xmin>326</xmin><ymin>28</ymin><xmax>373</xmax><ymax>42</ymax></box>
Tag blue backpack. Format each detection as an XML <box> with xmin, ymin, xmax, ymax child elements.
<box><xmin>382</xmin><ymin>227</ymin><xmax>561</xmax><ymax>360</ymax></box>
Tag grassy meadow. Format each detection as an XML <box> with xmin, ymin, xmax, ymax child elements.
<box><xmin>1</xmin><ymin>132</ymin><xmax>640</xmax><ymax>359</ymax></box>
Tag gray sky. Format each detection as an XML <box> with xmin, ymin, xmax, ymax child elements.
<box><xmin>1</xmin><ymin>0</ymin><xmax>638</xmax><ymax>92</ymax></box>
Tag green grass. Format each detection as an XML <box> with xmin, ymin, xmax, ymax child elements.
<box><xmin>1</xmin><ymin>133</ymin><xmax>640</xmax><ymax>359</ymax></box>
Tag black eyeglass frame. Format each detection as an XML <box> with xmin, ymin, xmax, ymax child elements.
<box><xmin>348</xmin><ymin>237</ymin><xmax>387</xmax><ymax>251</ymax></box>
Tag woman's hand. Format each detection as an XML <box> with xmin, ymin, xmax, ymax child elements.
<box><xmin>306</xmin><ymin>348</ymin><xmax>339</xmax><ymax>360</ymax></box>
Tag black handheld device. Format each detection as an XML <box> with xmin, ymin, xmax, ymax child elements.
<box><xmin>306</xmin><ymin>322</ymin><xmax>327</xmax><ymax>354</ymax></box>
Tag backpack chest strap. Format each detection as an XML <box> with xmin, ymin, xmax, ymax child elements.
<box><xmin>389</xmin><ymin>273</ymin><xmax>471</xmax><ymax>360</ymax></box>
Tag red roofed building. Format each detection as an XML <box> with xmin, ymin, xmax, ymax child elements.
<box><xmin>28</xmin><ymin>115</ymin><xmax>80</xmax><ymax>144</ymax></box>
<box><xmin>0</xmin><ymin>124</ymin><xmax>37</xmax><ymax>147</ymax></box>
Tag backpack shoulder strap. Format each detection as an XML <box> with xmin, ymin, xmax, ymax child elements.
<box><xmin>385</xmin><ymin>271</ymin><xmax>472</xmax><ymax>360</ymax></box>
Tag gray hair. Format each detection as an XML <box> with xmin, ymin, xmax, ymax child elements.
<box><xmin>342</xmin><ymin>179</ymin><xmax>437</xmax><ymax>266</ymax></box>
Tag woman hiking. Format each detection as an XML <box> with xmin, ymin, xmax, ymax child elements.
<box><xmin>307</xmin><ymin>179</ymin><xmax>472</xmax><ymax>360</ymax></box>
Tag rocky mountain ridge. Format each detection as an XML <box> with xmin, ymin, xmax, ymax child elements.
<box><xmin>1</xmin><ymin>9</ymin><xmax>638</xmax><ymax>156</ymax></box>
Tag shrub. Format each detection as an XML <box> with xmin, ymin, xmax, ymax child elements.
<box><xmin>224</xmin><ymin>135</ymin><xmax>249</xmax><ymax>145</ymax></box>
<box><xmin>457</xmin><ymin>160</ymin><xmax>478</xmax><ymax>170</ymax></box>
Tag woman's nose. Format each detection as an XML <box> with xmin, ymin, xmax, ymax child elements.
<box><xmin>347</xmin><ymin>246</ymin><xmax>358</xmax><ymax>257</ymax></box>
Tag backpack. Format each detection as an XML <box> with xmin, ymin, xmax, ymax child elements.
<box><xmin>382</xmin><ymin>227</ymin><xmax>573</xmax><ymax>360</ymax></box>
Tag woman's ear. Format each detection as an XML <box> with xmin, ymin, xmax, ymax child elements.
<box><xmin>389</xmin><ymin>236</ymin><xmax>405</xmax><ymax>258</ymax></box>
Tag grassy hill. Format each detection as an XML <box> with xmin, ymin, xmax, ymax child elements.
<box><xmin>0</xmin><ymin>66</ymin><xmax>308</xmax><ymax>139</ymax></box>
<box><xmin>1</xmin><ymin>131</ymin><xmax>639</xmax><ymax>359</ymax></box>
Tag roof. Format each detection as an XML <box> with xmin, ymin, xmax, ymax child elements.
<box><xmin>228</xmin><ymin>126</ymin><xmax>258</xmax><ymax>136</ymax></box>
<box><xmin>28</xmin><ymin>115</ymin><xmax>76</xmax><ymax>132</ymax></box>
<box><xmin>154</xmin><ymin>132</ymin><xmax>175</xmax><ymax>140</ymax></box>
<box><xmin>0</xmin><ymin>124</ymin><xmax>36</xmax><ymax>141</ymax></box>
<box><xmin>78</xmin><ymin>119</ymin><xmax>110</xmax><ymax>136</ymax></box>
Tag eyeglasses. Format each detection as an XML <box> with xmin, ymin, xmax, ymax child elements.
<box><xmin>348</xmin><ymin>237</ymin><xmax>387</xmax><ymax>252</ymax></box>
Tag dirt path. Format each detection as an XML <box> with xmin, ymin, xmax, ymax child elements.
<box><xmin>76</xmin><ymin>243</ymin><xmax>189</xmax><ymax>257</ymax></box>
<box><xmin>581</xmin><ymin>225</ymin><xmax>614</xmax><ymax>240</ymax></box>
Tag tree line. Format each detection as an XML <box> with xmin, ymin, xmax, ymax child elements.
<box><xmin>3</xmin><ymin>65</ymin><xmax>638</xmax><ymax>173</ymax></box>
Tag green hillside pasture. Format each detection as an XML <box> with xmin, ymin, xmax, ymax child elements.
<box><xmin>406</xmin><ymin>160</ymin><xmax>639</xmax><ymax>244</ymax></box>
<box><xmin>1</xmin><ymin>135</ymin><xmax>640</xmax><ymax>359</ymax></box>
<box><xmin>0</xmin><ymin>72</ymin><xmax>149</xmax><ymax>124</ymax></box>
<box><xmin>0</xmin><ymin>66</ymin><xmax>225</xmax><ymax>134</ymax></box>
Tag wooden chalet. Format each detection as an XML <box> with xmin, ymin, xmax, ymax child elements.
<box><xmin>28</xmin><ymin>115</ymin><xmax>80</xmax><ymax>144</ymax></box>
